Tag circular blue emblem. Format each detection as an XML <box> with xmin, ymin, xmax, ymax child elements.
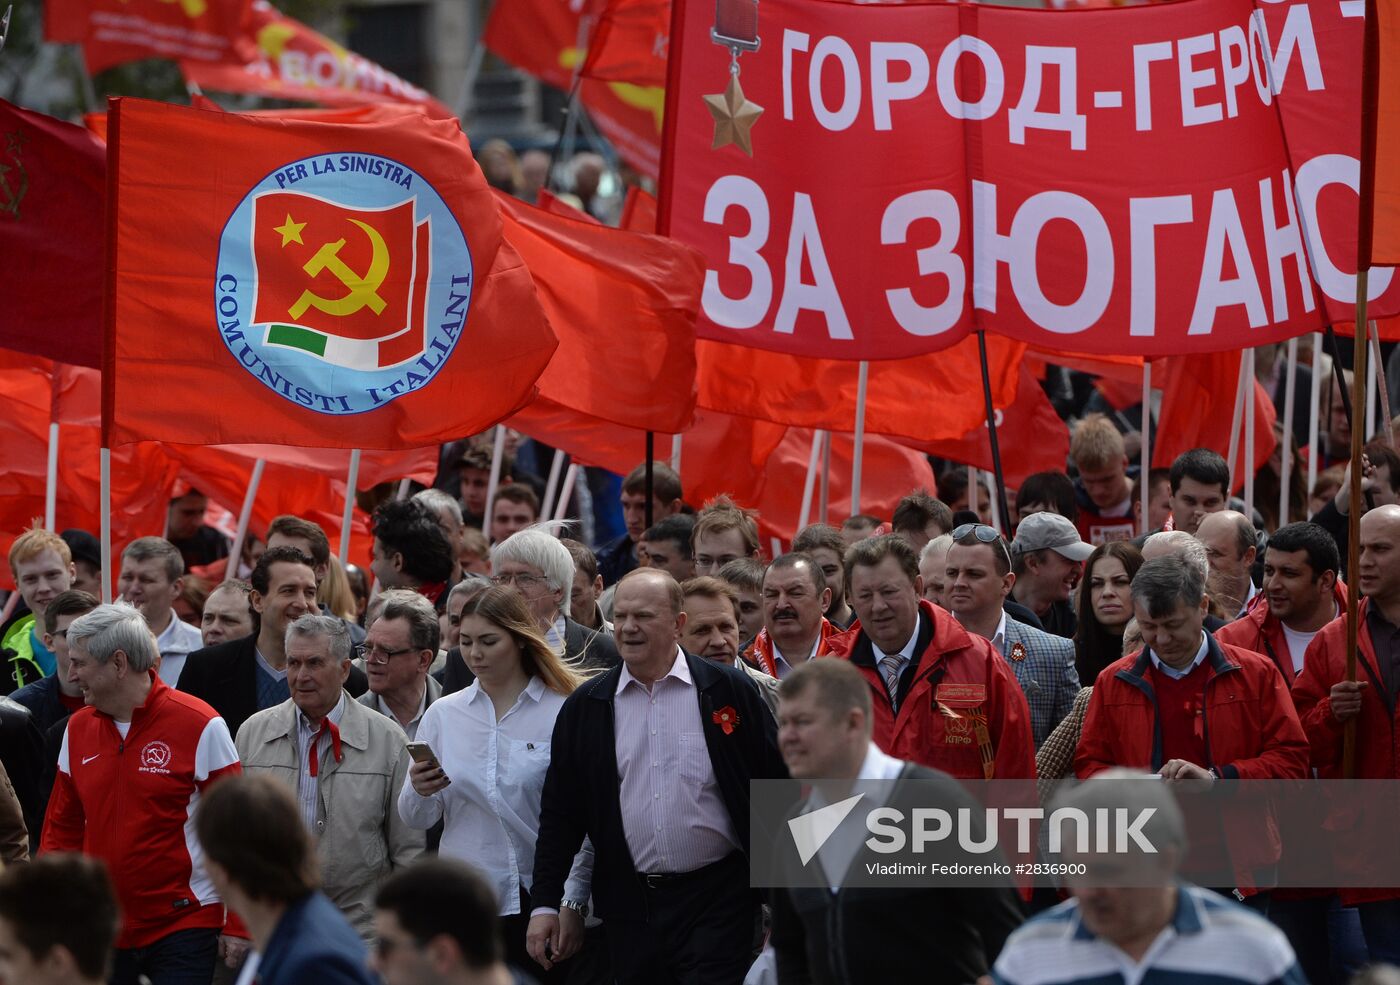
<box><xmin>214</xmin><ymin>152</ymin><xmax>472</xmax><ymax>415</ymax></box>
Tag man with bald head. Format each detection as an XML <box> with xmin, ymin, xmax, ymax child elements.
<box><xmin>1294</xmin><ymin>504</ymin><xmax>1400</xmax><ymax>963</ymax></box>
<box><xmin>529</xmin><ymin>568</ymin><xmax>785</xmax><ymax>984</ymax></box>
<box><xmin>1195</xmin><ymin>511</ymin><xmax>1258</xmax><ymax>620</ymax></box>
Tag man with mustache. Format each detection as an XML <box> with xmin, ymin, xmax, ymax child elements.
<box><xmin>744</xmin><ymin>554</ymin><xmax>836</xmax><ymax>680</ymax></box>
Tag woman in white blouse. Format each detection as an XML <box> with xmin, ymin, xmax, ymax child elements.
<box><xmin>399</xmin><ymin>586</ymin><xmax>590</xmax><ymax>982</ymax></box>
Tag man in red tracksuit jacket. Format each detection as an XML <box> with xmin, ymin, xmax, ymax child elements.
<box><xmin>41</xmin><ymin>603</ymin><xmax>241</xmax><ymax>985</ymax></box>
<box><xmin>1076</xmin><ymin>558</ymin><xmax>1308</xmax><ymax>899</ymax></box>
<box><xmin>1215</xmin><ymin>521</ymin><xmax>1345</xmax><ymax>684</ymax></box>
<box><xmin>1293</xmin><ymin>504</ymin><xmax>1400</xmax><ymax>965</ymax></box>
<box><xmin>825</xmin><ymin>534</ymin><xmax>1037</xmax><ymax>780</ymax></box>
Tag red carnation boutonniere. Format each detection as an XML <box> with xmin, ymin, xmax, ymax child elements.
<box><xmin>712</xmin><ymin>706</ymin><xmax>740</xmax><ymax>735</ymax></box>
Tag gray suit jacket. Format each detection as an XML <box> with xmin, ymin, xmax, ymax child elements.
<box><xmin>997</xmin><ymin>617</ymin><xmax>1081</xmax><ymax>748</ymax></box>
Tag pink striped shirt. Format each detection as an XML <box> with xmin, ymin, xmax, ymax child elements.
<box><xmin>614</xmin><ymin>647</ymin><xmax>739</xmax><ymax>874</ymax></box>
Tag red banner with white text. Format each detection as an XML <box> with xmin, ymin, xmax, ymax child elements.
<box><xmin>46</xmin><ymin>0</ymin><xmax>254</xmax><ymax>73</ymax></box>
<box><xmin>661</xmin><ymin>0</ymin><xmax>1395</xmax><ymax>358</ymax></box>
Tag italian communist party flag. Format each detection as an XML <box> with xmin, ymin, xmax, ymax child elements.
<box><xmin>103</xmin><ymin>97</ymin><xmax>558</xmax><ymax>450</ymax></box>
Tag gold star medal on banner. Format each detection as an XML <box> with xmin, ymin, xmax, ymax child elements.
<box><xmin>704</xmin><ymin>0</ymin><xmax>762</xmax><ymax>156</ymax></box>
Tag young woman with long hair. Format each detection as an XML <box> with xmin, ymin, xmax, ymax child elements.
<box><xmin>1073</xmin><ymin>541</ymin><xmax>1144</xmax><ymax>685</ymax></box>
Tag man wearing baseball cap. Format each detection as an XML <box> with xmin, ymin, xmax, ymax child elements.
<box><xmin>1009</xmin><ymin>513</ymin><xmax>1094</xmax><ymax>641</ymax></box>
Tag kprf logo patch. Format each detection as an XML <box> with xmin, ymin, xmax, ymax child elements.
<box><xmin>214</xmin><ymin>152</ymin><xmax>472</xmax><ymax>414</ymax></box>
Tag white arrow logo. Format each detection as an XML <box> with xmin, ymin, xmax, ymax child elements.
<box><xmin>788</xmin><ymin>793</ymin><xmax>865</xmax><ymax>866</ymax></box>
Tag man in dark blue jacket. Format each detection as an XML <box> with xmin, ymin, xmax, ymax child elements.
<box><xmin>196</xmin><ymin>774</ymin><xmax>374</xmax><ymax>985</ymax></box>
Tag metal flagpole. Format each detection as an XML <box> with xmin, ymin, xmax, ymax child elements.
<box><xmin>1141</xmin><ymin>360</ymin><xmax>1152</xmax><ymax>536</ymax></box>
<box><xmin>798</xmin><ymin>430</ymin><xmax>824</xmax><ymax>532</ymax></box>
<box><xmin>1244</xmin><ymin>349</ymin><xmax>1257</xmax><ymax>519</ymax></box>
<box><xmin>541</xmin><ymin>449</ymin><xmax>566</xmax><ymax>519</ymax></box>
<box><xmin>851</xmin><ymin>362</ymin><xmax>869</xmax><ymax>515</ymax></box>
<box><xmin>967</xmin><ymin>466</ymin><xmax>979</xmax><ymax>516</ymax></box>
<box><xmin>45</xmin><ymin>423</ymin><xmax>59</xmax><ymax>531</ymax></box>
<box><xmin>819</xmin><ymin>431</ymin><xmax>831</xmax><ymax>523</ymax></box>
<box><xmin>1344</xmin><ymin>274</ymin><xmax>1371</xmax><ymax>779</ymax></box>
<box><xmin>99</xmin><ymin>448</ymin><xmax>112</xmax><ymax>603</ymax></box>
<box><xmin>483</xmin><ymin>427</ymin><xmax>506</xmax><ymax>536</ymax></box>
<box><xmin>226</xmin><ymin>459</ymin><xmax>265</xmax><ymax>583</ymax></box>
<box><xmin>1281</xmin><ymin>337</ymin><xmax>1299</xmax><ymax>527</ymax></box>
<box><xmin>976</xmin><ymin>331</ymin><xmax>1013</xmax><ymax>527</ymax></box>
<box><xmin>553</xmin><ymin>464</ymin><xmax>580</xmax><ymax>521</ymax></box>
<box><xmin>645</xmin><ymin>432</ymin><xmax>655</xmax><ymax>530</ymax></box>
<box><xmin>1366</xmin><ymin>334</ymin><xmax>1379</xmax><ymax>439</ymax></box>
<box><xmin>1309</xmin><ymin>332</ymin><xmax>1323</xmax><ymax>495</ymax></box>
<box><xmin>1226</xmin><ymin>355</ymin><xmax>1248</xmax><ymax>491</ymax></box>
<box><xmin>671</xmin><ymin>434</ymin><xmax>683</xmax><ymax>475</ymax></box>
<box><xmin>339</xmin><ymin>449</ymin><xmax>361</xmax><ymax>563</ymax></box>
<box><xmin>395</xmin><ymin>477</ymin><xmax>412</xmax><ymax>500</ymax></box>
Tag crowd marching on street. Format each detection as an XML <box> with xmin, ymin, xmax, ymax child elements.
<box><xmin>1</xmin><ymin>383</ymin><xmax>1400</xmax><ymax>985</ymax></box>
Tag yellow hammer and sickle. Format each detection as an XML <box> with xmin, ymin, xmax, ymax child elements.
<box><xmin>288</xmin><ymin>219</ymin><xmax>390</xmax><ymax>320</ymax></box>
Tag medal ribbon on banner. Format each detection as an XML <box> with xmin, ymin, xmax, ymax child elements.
<box><xmin>702</xmin><ymin>0</ymin><xmax>764</xmax><ymax>156</ymax></box>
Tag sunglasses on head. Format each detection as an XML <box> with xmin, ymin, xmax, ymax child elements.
<box><xmin>951</xmin><ymin>523</ymin><xmax>1012</xmax><ymax>566</ymax></box>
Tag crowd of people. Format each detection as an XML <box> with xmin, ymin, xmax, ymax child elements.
<box><xmin>0</xmin><ymin>356</ymin><xmax>1398</xmax><ymax>985</ymax></box>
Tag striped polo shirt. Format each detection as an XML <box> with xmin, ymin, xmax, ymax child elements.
<box><xmin>992</xmin><ymin>883</ymin><xmax>1304</xmax><ymax>985</ymax></box>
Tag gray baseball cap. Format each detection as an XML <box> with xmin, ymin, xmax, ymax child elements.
<box><xmin>1011</xmin><ymin>512</ymin><xmax>1094</xmax><ymax>562</ymax></box>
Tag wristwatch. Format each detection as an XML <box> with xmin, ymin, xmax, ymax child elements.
<box><xmin>561</xmin><ymin>899</ymin><xmax>589</xmax><ymax>919</ymax></box>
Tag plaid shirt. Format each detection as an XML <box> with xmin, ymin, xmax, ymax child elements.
<box><xmin>1035</xmin><ymin>686</ymin><xmax>1092</xmax><ymax>803</ymax></box>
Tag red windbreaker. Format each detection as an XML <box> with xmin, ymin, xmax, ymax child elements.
<box><xmin>41</xmin><ymin>676</ymin><xmax>241</xmax><ymax>947</ymax></box>
<box><xmin>1215</xmin><ymin>581</ymin><xmax>1348</xmax><ymax>684</ymax></box>
<box><xmin>1076</xmin><ymin>637</ymin><xmax>1309</xmax><ymax>892</ymax></box>
<box><xmin>825</xmin><ymin>599</ymin><xmax>1037</xmax><ymax>780</ymax></box>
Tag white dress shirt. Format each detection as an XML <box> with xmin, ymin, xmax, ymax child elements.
<box><xmin>154</xmin><ymin>614</ymin><xmax>204</xmax><ymax>687</ymax></box>
<box><xmin>614</xmin><ymin>647</ymin><xmax>740</xmax><ymax>873</ymax></box>
<box><xmin>398</xmin><ymin>676</ymin><xmax>591</xmax><ymax>914</ymax></box>
<box><xmin>295</xmin><ymin>692</ymin><xmax>347</xmax><ymax>835</ymax></box>
<box><xmin>370</xmin><ymin>686</ymin><xmax>428</xmax><ymax>741</ymax></box>
<box><xmin>771</xmin><ymin>636</ymin><xmax>822</xmax><ymax>679</ymax></box>
<box><xmin>1148</xmin><ymin>633</ymin><xmax>1210</xmax><ymax>680</ymax></box>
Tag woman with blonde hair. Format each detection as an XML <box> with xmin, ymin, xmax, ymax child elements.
<box><xmin>318</xmin><ymin>555</ymin><xmax>359</xmax><ymax>622</ymax></box>
<box><xmin>398</xmin><ymin>587</ymin><xmax>590</xmax><ymax>982</ymax></box>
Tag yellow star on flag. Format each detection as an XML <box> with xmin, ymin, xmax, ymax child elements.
<box><xmin>273</xmin><ymin>214</ymin><xmax>306</xmax><ymax>247</ymax></box>
<box><xmin>703</xmin><ymin>75</ymin><xmax>763</xmax><ymax>157</ymax></box>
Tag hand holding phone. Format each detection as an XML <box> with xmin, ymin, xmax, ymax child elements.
<box><xmin>407</xmin><ymin>741</ymin><xmax>450</xmax><ymax>795</ymax></box>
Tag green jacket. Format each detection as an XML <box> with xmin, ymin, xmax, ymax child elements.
<box><xmin>1</xmin><ymin>616</ymin><xmax>46</xmax><ymax>692</ymax></box>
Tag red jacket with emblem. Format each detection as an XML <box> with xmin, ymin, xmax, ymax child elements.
<box><xmin>1075</xmin><ymin>636</ymin><xmax>1308</xmax><ymax>890</ymax></box>
<box><xmin>1215</xmin><ymin>581</ymin><xmax>1348</xmax><ymax>685</ymax></box>
<box><xmin>40</xmin><ymin>676</ymin><xmax>241</xmax><ymax>947</ymax></box>
<box><xmin>825</xmin><ymin>599</ymin><xmax>1037</xmax><ymax>780</ymax></box>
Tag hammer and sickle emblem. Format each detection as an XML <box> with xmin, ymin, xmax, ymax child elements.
<box><xmin>288</xmin><ymin>218</ymin><xmax>390</xmax><ymax>320</ymax></box>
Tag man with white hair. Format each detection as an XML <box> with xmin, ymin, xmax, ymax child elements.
<box><xmin>42</xmin><ymin>602</ymin><xmax>242</xmax><ymax>984</ymax></box>
<box><xmin>492</xmin><ymin>527</ymin><xmax>619</xmax><ymax>672</ymax></box>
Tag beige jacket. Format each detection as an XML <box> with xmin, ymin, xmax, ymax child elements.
<box><xmin>235</xmin><ymin>692</ymin><xmax>423</xmax><ymax>938</ymax></box>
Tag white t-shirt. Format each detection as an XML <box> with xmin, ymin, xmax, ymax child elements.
<box><xmin>1282</xmin><ymin>623</ymin><xmax>1322</xmax><ymax>675</ymax></box>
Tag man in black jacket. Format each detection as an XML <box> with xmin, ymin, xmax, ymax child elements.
<box><xmin>770</xmin><ymin>659</ymin><xmax>1022</xmax><ymax>985</ymax></box>
<box><xmin>179</xmin><ymin>547</ymin><xmax>366</xmax><ymax>739</ymax></box>
<box><xmin>528</xmin><ymin>568</ymin><xmax>786</xmax><ymax>984</ymax></box>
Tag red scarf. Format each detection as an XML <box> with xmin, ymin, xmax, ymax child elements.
<box><xmin>746</xmin><ymin>618</ymin><xmax>836</xmax><ymax>677</ymax></box>
<box><xmin>308</xmin><ymin>718</ymin><xmax>343</xmax><ymax>778</ymax></box>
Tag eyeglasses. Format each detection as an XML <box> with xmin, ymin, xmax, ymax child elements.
<box><xmin>356</xmin><ymin>642</ymin><xmax>417</xmax><ymax>664</ymax></box>
<box><xmin>491</xmin><ymin>572</ymin><xmax>546</xmax><ymax>591</ymax></box>
<box><xmin>951</xmin><ymin>523</ymin><xmax>1012</xmax><ymax>568</ymax></box>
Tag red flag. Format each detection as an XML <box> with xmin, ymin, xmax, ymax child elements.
<box><xmin>917</xmin><ymin>367</ymin><xmax>1069</xmax><ymax>488</ymax></box>
<box><xmin>1152</xmin><ymin>351</ymin><xmax>1277</xmax><ymax>491</ymax></box>
<box><xmin>104</xmin><ymin>98</ymin><xmax>557</xmax><ymax>450</ymax></box>
<box><xmin>0</xmin><ymin>354</ymin><xmax>176</xmax><ymax>591</ymax></box>
<box><xmin>694</xmin><ymin>334</ymin><xmax>1021</xmax><ymax>442</ymax></box>
<box><xmin>1362</xmin><ymin>0</ymin><xmax>1400</xmax><ymax>264</ymax></box>
<box><xmin>621</xmin><ymin>185</ymin><xmax>659</xmax><ymax>233</ymax></box>
<box><xmin>180</xmin><ymin>1</ymin><xmax>454</xmax><ymax>119</ymax></box>
<box><xmin>582</xmin><ymin>0</ymin><xmax>669</xmax><ymax>88</ymax></box>
<box><xmin>496</xmin><ymin>191</ymin><xmax>701</xmax><ymax>433</ymax></box>
<box><xmin>46</xmin><ymin>0</ymin><xmax>254</xmax><ymax>73</ymax></box>
<box><xmin>0</xmin><ymin>100</ymin><xmax>105</xmax><ymax>368</ymax></box>
<box><xmin>481</xmin><ymin>0</ymin><xmax>663</xmax><ymax>178</ymax></box>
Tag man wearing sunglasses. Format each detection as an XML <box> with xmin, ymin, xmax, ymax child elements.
<box><xmin>945</xmin><ymin>525</ymin><xmax>1080</xmax><ymax>746</ymax></box>
<box><xmin>826</xmin><ymin>534</ymin><xmax>1037</xmax><ymax>780</ymax></box>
